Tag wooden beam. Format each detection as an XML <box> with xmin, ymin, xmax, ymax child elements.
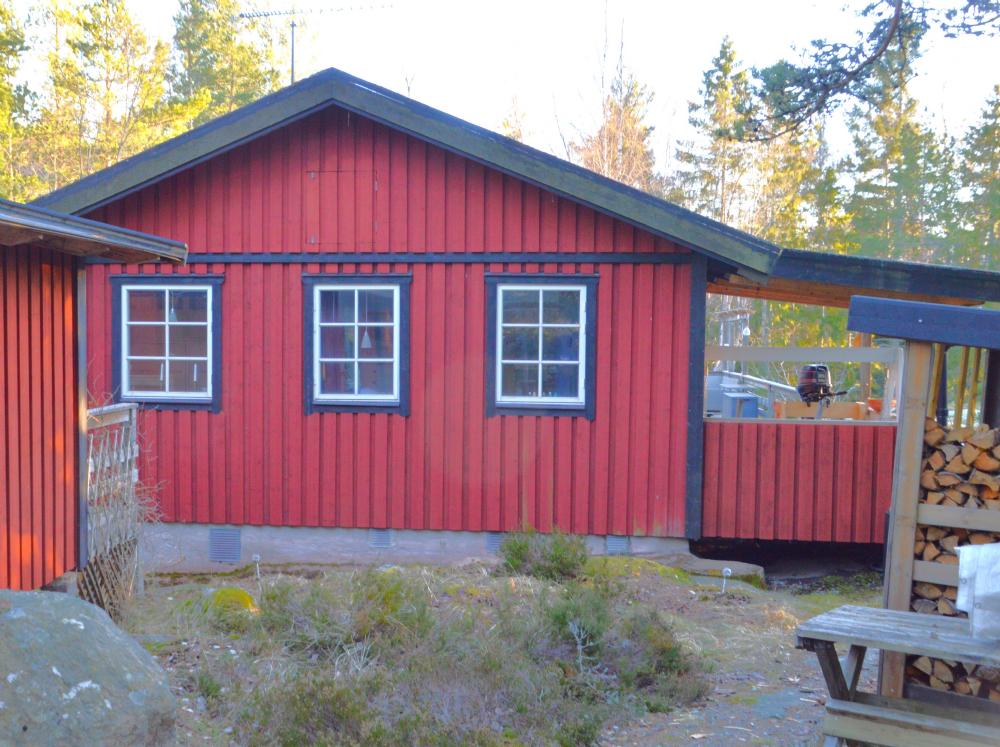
<box><xmin>706</xmin><ymin>345</ymin><xmax>899</xmax><ymax>364</ymax></box>
<box><xmin>881</xmin><ymin>339</ymin><xmax>933</xmax><ymax>698</ymax></box>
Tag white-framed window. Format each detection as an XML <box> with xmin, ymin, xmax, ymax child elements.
<box><xmin>495</xmin><ymin>284</ymin><xmax>587</xmax><ymax>405</ymax></box>
<box><xmin>311</xmin><ymin>283</ymin><xmax>401</xmax><ymax>403</ymax></box>
<box><xmin>120</xmin><ymin>284</ymin><xmax>214</xmax><ymax>400</ymax></box>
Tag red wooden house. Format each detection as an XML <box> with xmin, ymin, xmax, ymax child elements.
<box><xmin>0</xmin><ymin>199</ymin><xmax>184</xmax><ymax>589</ymax></box>
<box><xmin>33</xmin><ymin>68</ymin><xmax>1000</xmax><ymax>566</ymax></box>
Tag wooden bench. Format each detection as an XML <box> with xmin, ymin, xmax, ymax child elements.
<box><xmin>796</xmin><ymin>605</ymin><xmax>1000</xmax><ymax>746</ymax></box>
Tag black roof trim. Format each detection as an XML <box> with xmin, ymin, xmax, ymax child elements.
<box><xmin>775</xmin><ymin>249</ymin><xmax>1000</xmax><ymax>304</ymax></box>
<box><xmin>0</xmin><ymin>197</ymin><xmax>187</xmax><ymax>263</ymax></box>
<box><xmin>848</xmin><ymin>297</ymin><xmax>1000</xmax><ymax>349</ymax></box>
<box><xmin>33</xmin><ymin>67</ymin><xmax>778</xmax><ymax>278</ymax></box>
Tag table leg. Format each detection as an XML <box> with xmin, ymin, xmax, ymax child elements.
<box><xmin>813</xmin><ymin>641</ymin><xmax>849</xmax><ymax>700</ymax></box>
<box><xmin>845</xmin><ymin>645</ymin><xmax>867</xmax><ymax>697</ymax></box>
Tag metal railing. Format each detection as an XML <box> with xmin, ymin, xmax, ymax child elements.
<box><xmin>705</xmin><ymin>345</ymin><xmax>904</xmax><ymax>422</ymax></box>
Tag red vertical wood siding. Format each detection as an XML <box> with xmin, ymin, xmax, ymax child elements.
<box><xmin>85</xmin><ymin>105</ymin><xmax>694</xmax><ymax>538</ymax></box>
<box><xmin>1</xmin><ymin>246</ymin><xmax>77</xmax><ymax>590</ymax></box>
<box><xmin>701</xmin><ymin>420</ymin><xmax>897</xmax><ymax>543</ymax></box>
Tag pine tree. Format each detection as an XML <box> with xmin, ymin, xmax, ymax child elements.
<box><xmin>670</xmin><ymin>37</ymin><xmax>756</xmax><ymax>226</ymax></box>
<box><xmin>956</xmin><ymin>85</ymin><xmax>1000</xmax><ymax>268</ymax></box>
<box><xmin>843</xmin><ymin>38</ymin><xmax>959</xmax><ymax>263</ymax></box>
<box><xmin>571</xmin><ymin>53</ymin><xmax>659</xmax><ymax>192</ymax></box>
<box><xmin>0</xmin><ymin>0</ymin><xmax>30</xmax><ymax>199</ymax></box>
<box><xmin>170</xmin><ymin>0</ymin><xmax>280</xmax><ymax>127</ymax></box>
<box><xmin>26</xmin><ymin>0</ymin><xmax>186</xmax><ymax>192</ymax></box>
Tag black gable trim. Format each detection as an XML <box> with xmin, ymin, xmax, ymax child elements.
<box><xmin>34</xmin><ymin>67</ymin><xmax>778</xmax><ymax>280</ymax></box>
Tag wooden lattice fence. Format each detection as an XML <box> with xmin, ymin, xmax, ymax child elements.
<box><xmin>80</xmin><ymin>403</ymin><xmax>142</xmax><ymax>620</ymax></box>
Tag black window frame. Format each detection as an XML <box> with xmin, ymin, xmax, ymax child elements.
<box><xmin>485</xmin><ymin>273</ymin><xmax>598</xmax><ymax>419</ymax></box>
<box><xmin>110</xmin><ymin>274</ymin><xmax>224</xmax><ymax>413</ymax></box>
<box><xmin>302</xmin><ymin>274</ymin><xmax>412</xmax><ymax>415</ymax></box>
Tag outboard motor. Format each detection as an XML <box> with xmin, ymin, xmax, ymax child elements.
<box><xmin>797</xmin><ymin>364</ymin><xmax>846</xmax><ymax>405</ymax></box>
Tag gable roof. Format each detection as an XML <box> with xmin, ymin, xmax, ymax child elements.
<box><xmin>33</xmin><ymin>66</ymin><xmax>778</xmax><ymax>280</ymax></box>
<box><xmin>0</xmin><ymin>197</ymin><xmax>186</xmax><ymax>263</ymax></box>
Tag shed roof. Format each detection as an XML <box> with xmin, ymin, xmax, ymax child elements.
<box><xmin>0</xmin><ymin>197</ymin><xmax>187</xmax><ymax>264</ymax></box>
<box><xmin>33</xmin><ymin>66</ymin><xmax>779</xmax><ymax>280</ymax></box>
<box><xmin>710</xmin><ymin>248</ymin><xmax>1000</xmax><ymax>307</ymax></box>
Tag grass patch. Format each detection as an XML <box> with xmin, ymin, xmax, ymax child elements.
<box><xmin>583</xmin><ymin>556</ymin><xmax>691</xmax><ymax>583</ymax></box>
<box><xmin>132</xmin><ymin>557</ymin><xmax>708</xmax><ymax>746</ymax></box>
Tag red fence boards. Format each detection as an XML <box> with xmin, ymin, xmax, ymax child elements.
<box><xmin>83</xmin><ymin>105</ymin><xmax>694</xmax><ymax>538</ymax></box>
<box><xmin>701</xmin><ymin>420</ymin><xmax>897</xmax><ymax>543</ymax></box>
<box><xmin>1</xmin><ymin>246</ymin><xmax>77</xmax><ymax>590</ymax></box>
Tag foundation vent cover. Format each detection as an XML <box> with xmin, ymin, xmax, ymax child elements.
<box><xmin>485</xmin><ymin>532</ymin><xmax>505</xmax><ymax>554</ymax></box>
<box><xmin>368</xmin><ymin>528</ymin><xmax>392</xmax><ymax>549</ymax></box>
<box><xmin>208</xmin><ymin>527</ymin><xmax>242</xmax><ymax>563</ymax></box>
<box><xmin>605</xmin><ymin>535</ymin><xmax>631</xmax><ymax>556</ymax></box>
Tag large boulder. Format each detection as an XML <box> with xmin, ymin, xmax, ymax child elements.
<box><xmin>0</xmin><ymin>590</ymin><xmax>175</xmax><ymax>746</ymax></box>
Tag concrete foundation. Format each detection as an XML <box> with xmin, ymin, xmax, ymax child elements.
<box><xmin>140</xmin><ymin>523</ymin><xmax>764</xmax><ymax>579</ymax></box>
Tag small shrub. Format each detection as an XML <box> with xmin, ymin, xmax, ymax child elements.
<box><xmin>612</xmin><ymin>608</ymin><xmax>708</xmax><ymax>711</ymax></box>
<box><xmin>350</xmin><ymin>569</ymin><xmax>432</xmax><ymax>646</ymax></box>
<box><xmin>243</xmin><ymin>674</ymin><xmax>372</xmax><ymax>747</ymax></box>
<box><xmin>555</xmin><ymin>713</ymin><xmax>603</xmax><ymax>747</ymax></box>
<box><xmin>544</xmin><ymin>582</ymin><xmax>612</xmax><ymax>655</ymax></box>
<box><xmin>499</xmin><ymin>530</ymin><xmax>588</xmax><ymax>580</ymax></box>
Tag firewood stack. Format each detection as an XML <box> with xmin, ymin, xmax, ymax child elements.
<box><xmin>904</xmin><ymin>418</ymin><xmax>1000</xmax><ymax>699</ymax></box>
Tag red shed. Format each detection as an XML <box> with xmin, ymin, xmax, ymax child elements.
<box><xmin>0</xmin><ymin>199</ymin><xmax>185</xmax><ymax>590</ymax></box>
<box><xmin>33</xmin><ymin>68</ymin><xmax>1000</xmax><ymax>565</ymax></box>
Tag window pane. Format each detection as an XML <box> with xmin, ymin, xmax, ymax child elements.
<box><xmin>542</xmin><ymin>328</ymin><xmax>579</xmax><ymax>361</ymax></box>
<box><xmin>501</xmin><ymin>327</ymin><xmax>538</xmax><ymax>360</ymax></box>
<box><xmin>320</xmin><ymin>326</ymin><xmax>354</xmax><ymax>359</ymax></box>
<box><xmin>542</xmin><ymin>364</ymin><xmax>579</xmax><ymax>398</ymax></box>
<box><xmin>358</xmin><ymin>362</ymin><xmax>393</xmax><ymax>395</ymax></box>
<box><xmin>501</xmin><ymin>290</ymin><xmax>539</xmax><ymax>324</ymax></box>
<box><xmin>358</xmin><ymin>326</ymin><xmax>393</xmax><ymax>358</ymax></box>
<box><xmin>169</xmin><ymin>290</ymin><xmax>208</xmax><ymax>322</ymax></box>
<box><xmin>501</xmin><ymin>363</ymin><xmax>538</xmax><ymax>397</ymax></box>
<box><xmin>128</xmin><ymin>325</ymin><xmax>165</xmax><ymax>357</ymax></box>
<box><xmin>127</xmin><ymin>290</ymin><xmax>165</xmax><ymax>322</ymax></box>
<box><xmin>320</xmin><ymin>361</ymin><xmax>355</xmax><ymax>394</ymax></box>
<box><xmin>169</xmin><ymin>359</ymin><xmax>209</xmax><ymax>393</ymax></box>
<box><xmin>128</xmin><ymin>359</ymin><xmax>165</xmax><ymax>392</ymax></box>
<box><xmin>169</xmin><ymin>325</ymin><xmax>208</xmax><ymax>357</ymax></box>
<box><xmin>320</xmin><ymin>290</ymin><xmax>354</xmax><ymax>323</ymax></box>
<box><xmin>543</xmin><ymin>290</ymin><xmax>581</xmax><ymax>323</ymax></box>
<box><xmin>358</xmin><ymin>289</ymin><xmax>394</xmax><ymax>323</ymax></box>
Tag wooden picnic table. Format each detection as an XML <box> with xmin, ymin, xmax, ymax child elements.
<box><xmin>796</xmin><ymin>605</ymin><xmax>1000</xmax><ymax>746</ymax></box>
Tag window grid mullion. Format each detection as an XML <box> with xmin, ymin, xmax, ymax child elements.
<box><xmin>163</xmin><ymin>291</ymin><xmax>172</xmax><ymax>392</ymax></box>
<box><xmin>354</xmin><ymin>289</ymin><xmax>360</xmax><ymax>395</ymax></box>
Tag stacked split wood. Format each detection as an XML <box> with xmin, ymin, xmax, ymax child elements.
<box><xmin>905</xmin><ymin>418</ymin><xmax>1000</xmax><ymax>699</ymax></box>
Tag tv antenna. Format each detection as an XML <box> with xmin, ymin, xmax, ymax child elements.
<box><xmin>239</xmin><ymin>4</ymin><xmax>392</xmax><ymax>84</ymax></box>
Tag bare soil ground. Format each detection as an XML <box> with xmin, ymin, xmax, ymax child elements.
<box><xmin>600</xmin><ymin>574</ymin><xmax>880</xmax><ymax>746</ymax></box>
<box><xmin>121</xmin><ymin>560</ymin><xmax>880</xmax><ymax>746</ymax></box>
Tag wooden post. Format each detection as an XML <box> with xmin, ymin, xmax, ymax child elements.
<box><xmin>967</xmin><ymin>348</ymin><xmax>983</xmax><ymax>426</ymax></box>
<box><xmin>880</xmin><ymin>339</ymin><xmax>933</xmax><ymax>698</ymax></box>
<box><xmin>955</xmin><ymin>346</ymin><xmax>970</xmax><ymax>428</ymax></box>
<box><xmin>859</xmin><ymin>333</ymin><xmax>873</xmax><ymax>403</ymax></box>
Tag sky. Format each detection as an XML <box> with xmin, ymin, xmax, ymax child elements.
<box><xmin>21</xmin><ymin>1</ymin><xmax>1000</xmax><ymax>169</ymax></box>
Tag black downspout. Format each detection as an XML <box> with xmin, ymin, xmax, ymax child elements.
<box><xmin>76</xmin><ymin>263</ymin><xmax>88</xmax><ymax>569</ymax></box>
<box><xmin>936</xmin><ymin>346</ymin><xmax>949</xmax><ymax>425</ymax></box>
<box><xmin>982</xmin><ymin>349</ymin><xmax>1000</xmax><ymax>427</ymax></box>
